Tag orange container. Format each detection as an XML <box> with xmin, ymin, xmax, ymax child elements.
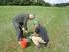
<box><xmin>20</xmin><ymin>38</ymin><xmax>28</xmax><ymax>48</ymax></box>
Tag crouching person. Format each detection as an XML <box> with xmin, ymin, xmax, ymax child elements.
<box><xmin>32</xmin><ymin>23</ymin><xmax>49</xmax><ymax>48</ymax></box>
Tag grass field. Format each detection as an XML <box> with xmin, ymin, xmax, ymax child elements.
<box><xmin>0</xmin><ymin>6</ymin><xmax>69</xmax><ymax>52</ymax></box>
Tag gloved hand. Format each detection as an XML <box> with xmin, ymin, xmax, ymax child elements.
<box><xmin>22</xmin><ymin>27</ymin><xmax>25</xmax><ymax>31</ymax></box>
<box><xmin>22</xmin><ymin>27</ymin><xmax>28</xmax><ymax>33</ymax></box>
<box><xmin>25</xmin><ymin>30</ymin><xmax>28</xmax><ymax>34</ymax></box>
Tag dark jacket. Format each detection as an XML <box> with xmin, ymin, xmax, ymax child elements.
<box><xmin>13</xmin><ymin>13</ymin><xmax>29</xmax><ymax>30</ymax></box>
<box><xmin>35</xmin><ymin>25</ymin><xmax>49</xmax><ymax>42</ymax></box>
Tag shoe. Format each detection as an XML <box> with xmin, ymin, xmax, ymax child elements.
<box><xmin>36</xmin><ymin>44</ymin><xmax>41</xmax><ymax>48</ymax></box>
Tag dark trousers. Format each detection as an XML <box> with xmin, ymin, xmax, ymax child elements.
<box><xmin>13</xmin><ymin>21</ymin><xmax>23</xmax><ymax>41</ymax></box>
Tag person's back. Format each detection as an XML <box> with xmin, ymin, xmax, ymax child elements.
<box><xmin>35</xmin><ymin>25</ymin><xmax>49</xmax><ymax>43</ymax></box>
<box><xmin>14</xmin><ymin>13</ymin><xmax>29</xmax><ymax>23</ymax></box>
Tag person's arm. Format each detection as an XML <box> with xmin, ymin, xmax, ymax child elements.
<box><xmin>32</xmin><ymin>27</ymin><xmax>39</xmax><ymax>36</ymax></box>
<box><xmin>32</xmin><ymin>32</ymin><xmax>39</xmax><ymax>37</ymax></box>
<box><xmin>22</xmin><ymin>16</ymin><xmax>28</xmax><ymax>33</ymax></box>
<box><xmin>22</xmin><ymin>18</ymin><xmax>27</xmax><ymax>28</ymax></box>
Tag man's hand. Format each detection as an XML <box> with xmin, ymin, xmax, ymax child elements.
<box><xmin>25</xmin><ymin>30</ymin><xmax>28</xmax><ymax>33</ymax></box>
<box><xmin>33</xmin><ymin>32</ymin><xmax>37</xmax><ymax>35</ymax></box>
<box><xmin>32</xmin><ymin>32</ymin><xmax>39</xmax><ymax>37</ymax></box>
<box><xmin>22</xmin><ymin>27</ymin><xmax>28</xmax><ymax>33</ymax></box>
<box><xmin>22</xmin><ymin>27</ymin><xmax>25</xmax><ymax>31</ymax></box>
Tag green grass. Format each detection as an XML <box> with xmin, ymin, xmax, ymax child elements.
<box><xmin>0</xmin><ymin>6</ymin><xmax>69</xmax><ymax>52</ymax></box>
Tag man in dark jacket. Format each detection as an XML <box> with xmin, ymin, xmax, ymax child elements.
<box><xmin>13</xmin><ymin>13</ymin><xmax>35</xmax><ymax>44</ymax></box>
<box><xmin>32</xmin><ymin>23</ymin><xmax>49</xmax><ymax>48</ymax></box>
